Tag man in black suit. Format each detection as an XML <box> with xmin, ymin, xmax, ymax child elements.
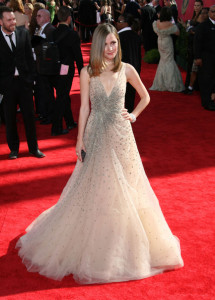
<box><xmin>164</xmin><ymin>0</ymin><xmax>178</xmax><ymax>24</ymax></box>
<box><xmin>51</xmin><ymin>6</ymin><xmax>83</xmax><ymax>135</ymax></box>
<box><xmin>141</xmin><ymin>0</ymin><xmax>157</xmax><ymax>52</ymax></box>
<box><xmin>32</xmin><ymin>9</ymin><xmax>56</xmax><ymax>124</ymax></box>
<box><xmin>117</xmin><ymin>14</ymin><xmax>142</xmax><ymax>112</ymax></box>
<box><xmin>0</xmin><ymin>6</ymin><xmax>45</xmax><ymax>159</ymax></box>
<box><xmin>164</xmin><ymin>0</ymin><xmax>178</xmax><ymax>59</ymax></box>
<box><xmin>124</xmin><ymin>0</ymin><xmax>141</xmax><ymax>19</ymax></box>
<box><xmin>152</xmin><ymin>0</ymin><xmax>161</xmax><ymax>19</ymax></box>
<box><xmin>79</xmin><ymin>0</ymin><xmax>97</xmax><ymax>42</ymax></box>
<box><xmin>194</xmin><ymin>5</ymin><xmax>215</xmax><ymax>111</ymax></box>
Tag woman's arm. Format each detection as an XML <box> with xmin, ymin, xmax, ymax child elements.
<box><xmin>94</xmin><ymin>1</ymin><xmax>100</xmax><ymax>10</ymax></box>
<box><xmin>178</xmin><ymin>17</ymin><xmax>186</xmax><ymax>28</ymax></box>
<box><xmin>76</xmin><ymin>66</ymin><xmax>90</xmax><ymax>161</ymax></box>
<box><xmin>174</xmin><ymin>25</ymin><xmax>180</xmax><ymax>36</ymax></box>
<box><xmin>121</xmin><ymin>4</ymin><xmax>126</xmax><ymax>15</ymax></box>
<box><xmin>100</xmin><ymin>6</ymin><xmax>105</xmax><ymax>15</ymax></box>
<box><xmin>107</xmin><ymin>5</ymin><xmax>111</xmax><ymax>14</ymax></box>
<box><xmin>122</xmin><ymin>64</ymin><xmax>150</xmax><ymax>122</ymax></box>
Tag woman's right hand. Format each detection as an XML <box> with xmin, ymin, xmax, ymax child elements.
<box><xmin>75</xmin><ymin>139</ymin><xmax>86</xmax><ymax>162</ymax></box>
<box><xmin>121</xmin><ymin>108</ymin><xmax>132</xmax><ymax>122</ymax></box>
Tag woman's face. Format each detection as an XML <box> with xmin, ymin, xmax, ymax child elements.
<box><xmin>103</xmin><ymin>33</ymin><xmax>118</xmax><ymax>62</ymax></box>
<box><xmin>194</xmin><ymin>2</ymin><xmax>202</xmax><ymax>13</ymax></box>
<box><xmin>24</xmin><ymin>5</ymin><xmax>32</xmax><ymax>14</ymax></box>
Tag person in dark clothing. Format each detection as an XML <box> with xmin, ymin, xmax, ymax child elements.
<box><xmin>152</xmin><ymin>0</ymin><xmax>161</xmax><ymax>19</ymax></box>
<box><xmin>63</xmin><ymin>0</ymin><xmax>74</xmax><ymax>29</ymax></box>
<box><xmin>124</xmin><ymin>0</ymin><xmax>141</xmax><ymax>19</ymax></box>
<box><xmin>32</xmin><ymin>8</ymin><xmax>56</xmax><ymax>124</ymax></box>
<box><xmin>141</xmin><ymin>0</ymin><xmax>157</xmax><ymax>52</ymax></box>
<box><xmin>51</xmin><ymin>6</ymin><xmax>84</xmax><ymax>135</ymax></box>
<box><xmin>117</xmin><ymin>13</ymin><xmax>142</xmax><ymax>112</ymax></box>
<box><xmin>180</xmin><ymin>0</ymin><xmax>203</xmax><ymax>91</ymax></box>
<box><xmin>79</xmin><ymin>0</ymin><xmax>97</xmax><ymax>42</ymax></box>
<box><xmin>164</xmin><ymin>0</ymin><xmax>178</xmax><ymax>24</ymax></box>
<box><xmin>194</xmin><ymin>5</ymin><xmax>215</xmax><ymax>111</ymax></box>
<box><xmin>0</xmin><ymin>6</ymin><xmax>45</xmax><ymax>159</ymax></box>
<box><xmin>0</xmin><ymin>94</ymin><xmax>5</xmax><ymax>125</ymax></box>
<box><xmin>164</xmin><ymin>0</ymin><xmax>178</xmax><ymax>59</ymax></box>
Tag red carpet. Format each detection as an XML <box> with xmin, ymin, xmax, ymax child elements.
<box><xmin>0</xmin><ymin>44</ymin><xmax>215</xmax><ymax>299</ymax></box>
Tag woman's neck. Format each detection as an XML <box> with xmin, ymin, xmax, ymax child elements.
<box><xmin>103</xmin><ymin>60</ymin><xmax>114</xmax><ymax>71</ymax></box>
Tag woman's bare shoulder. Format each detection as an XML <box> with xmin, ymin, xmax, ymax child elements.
<box><xmin>124</xmin><ymin>63</ymin><xmax>136</xmax><ymax>74</ymax></box>
<box><xmin>81</xmin><ymin>66</ymin><xmax>89</xmax><ymax>75</ymax></box>
<box><xmin>157</xmin><ymin>20</ymin><xmax>173</xmax><ymax>30</ymax></box>
<box><xmin>124</xmin><ymin>63</ymin><xmax>138</xmax><ymax>81</ymax></box>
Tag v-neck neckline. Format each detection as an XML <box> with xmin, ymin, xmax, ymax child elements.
<box><xmin>98</xmin><ymin>69</ymin><xmax>121</xmax><ymax>98</ymax></box>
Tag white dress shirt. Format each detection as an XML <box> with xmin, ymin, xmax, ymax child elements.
<box><xmin>1</xmin><ymin>27</ymin><xmax>19</xmax><ymax>75</ymax></box>
<box><xmin>209</xmin><ymin>17</ymin><xmax>215</xmax><ymax>25</ymax></box>
<box><xmin>118</xmin><ymin>27</ymin><xmax>132</xmax><ymax>34</ymax></box>
<box><xmin>1</xmin><ymin>27</ymin><xmax>16</xmax><ymax>50</ymax></box>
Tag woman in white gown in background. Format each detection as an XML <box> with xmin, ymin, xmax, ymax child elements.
<box><xmin>150</xmin><ymin>7</ymin><xmax>185</xmax><ymax>92</ymax></box>
<box><xmin>16</xmin><ymin>23</ymin><xmax>184</xmax><ymax>285</ymax></box>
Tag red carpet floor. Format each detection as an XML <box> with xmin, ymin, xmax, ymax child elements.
<box><xmin>0</xmin><ymin>44</ymin><xmax>215</xmax><ymax>299</ymax></box>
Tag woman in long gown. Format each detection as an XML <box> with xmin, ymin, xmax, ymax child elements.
<box><xmin>150</xmin><ymin>7</ymin><xmax>185</xmax><ymax>92</ymax></box>
<box><xmin>16</xmin><ymin>23</ymin><xmax>184</xmax><ymax>285</ymax></box>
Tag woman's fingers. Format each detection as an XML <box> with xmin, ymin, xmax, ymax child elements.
<box><xmin>121</xmin><ymin>108</ymin><xmax>131</xmax><ymax>120</ymax></box>
<box><xmin>76</xmin><ymin>146</ymin><xmax>86</xmax><ymax>162</ymax></box>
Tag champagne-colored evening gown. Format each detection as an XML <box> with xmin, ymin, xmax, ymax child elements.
<box><xmin>16</xmin><ymin>63</ymin><xmax>183</xmax><ymax>284</ymax></box>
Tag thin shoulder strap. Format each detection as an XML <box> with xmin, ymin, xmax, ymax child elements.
<box><xmin>117</xmin><ymin>62</ymin><xmax>126</xmax><ymax>83</ymax></box>
<box><xmin>121</xmin><ymin>62</ymin><xmax>126</xmax><ymax>75</ymax></box>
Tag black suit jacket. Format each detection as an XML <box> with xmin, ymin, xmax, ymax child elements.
<box><xmin>42</xmin><ymin>23</ymin><xmax>56</xmax><ymax>40</ymax></box>
<box><xmin>31</xmin><ymin>23</ymin><xmax>55</xmax><ymax>49</ymax></box>
<box><xmin>170</xmin><ymin>4</ymin><xmax>178</xmax><ymax>24</ymax></box>
<box><xmin>194</xmin><ymin>19</ymin><xmax>215</xmax><ymax>59</ymax></box>
<box><xmin>79</xmin><ymin>0</ymin><xmax>97</xmax><ymax>25</ymax></box>
<box><xmin>31</xmin><ymin>22</ymin><xmax>56</xmax><ymax>73</ymax></box>
<box><xmin>124</xmin><ymin>1</ymin><xmax>141</xmax><ymax>19</ymax></box>
<box><xmin>154</xmin><ymin>4</ymin><xmax>161</xmax><ymax>19</ymax></box>
<box><xmin>155</xmin><ymin>4</ymin><xmax>161</xmax><ymax>14</ymax></box>
<box><xmin>119</xmin><ymin>29</ymin><xmax>142</xmax><ymax>74</ymax></box>
<box><xmin>0</xmin><ymin>27</ymin><xmax>35</xmax><ymax>94</ymax></box>
<box><xmin>141</xmin><ymin>5</ymin><xmax>157</xmax><ymax>51</ymax></box>
<box><xmin>53</xmin><ymin>24</ymin><xmax>83</xmax><ymax>74</ymax></box>
<box><xmin>141</xmin><ymin>4</ymin><xmax>157</xmax><ymax>31</ymax></box>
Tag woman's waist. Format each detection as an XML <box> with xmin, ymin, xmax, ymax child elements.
<box><xmin>90</xmin><ymin>107</ymin><xmax>124</xmax><ymax>116</ymax></box>
<box><xmin>89</xmin><ymin>107</ymin><xmax>126</xmax><ymax>122</ymax></box>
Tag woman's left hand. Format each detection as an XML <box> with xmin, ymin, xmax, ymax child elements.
<box><xmin>121</xmin><ymin>108</ymin><xmax>132</xmax><ymax>122</ymax></box>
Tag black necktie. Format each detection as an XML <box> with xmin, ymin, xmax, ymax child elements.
<box><xmin>6</xmin><ymin>34</ymin><xmax>16</xmax><ymax>52</ymax></box>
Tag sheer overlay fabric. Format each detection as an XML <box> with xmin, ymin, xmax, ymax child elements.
<box><xmin>16</xmin><ymin>63</ymin><xmax>183</xmax><ymax>284</ymax></box>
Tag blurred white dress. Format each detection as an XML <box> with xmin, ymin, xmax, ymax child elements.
<box><xmin>16</xmin><ymin>63</ymin><xmax>184</xmax><ymax>284</ymax></box>
<box><xmin>150</xmin><ymin>22</ymin><xmax>185</xmax><ymax>92</ymax></box>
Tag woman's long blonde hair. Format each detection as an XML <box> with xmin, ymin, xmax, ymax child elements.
<box><xmin>88</xmin><ymin>24</ymin><xmax>122</xmax><ymax>77</ymax></box>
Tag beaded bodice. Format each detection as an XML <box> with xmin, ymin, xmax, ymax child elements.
<box><xmin>89</xmin><ymin>63</ymin><xmax>126</xmax><ymax>120</ymax></box>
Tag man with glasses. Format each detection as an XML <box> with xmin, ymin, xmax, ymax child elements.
<box><xmin>194</xmin><ymin>5</ymin><xmax>215</xmax><ymax>111</ymax></box>
<box><xmin>32</xmin><ymin>9</ymin><xmax>56</xmax><ymax>125</ymax></box>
